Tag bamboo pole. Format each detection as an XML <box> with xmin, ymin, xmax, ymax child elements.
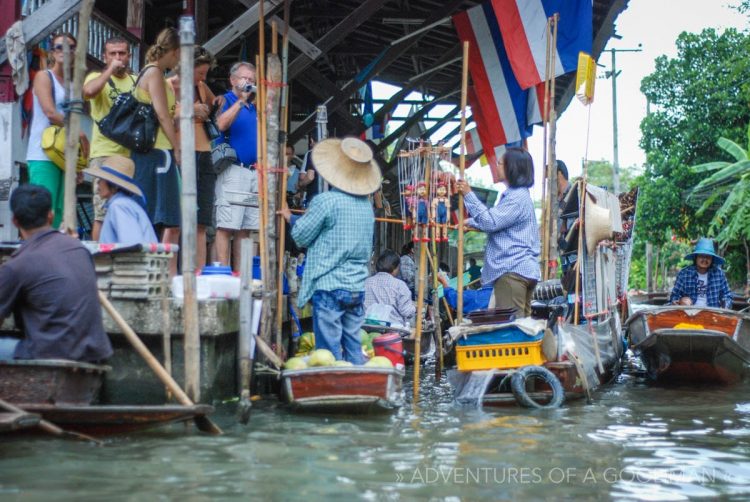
<box><xmin>546</xmin><ymin>15</ymin><xmax>560</xmax><ymax>280</ymax></box>
<box><xmin>178</xmin><ymin>16</ymin><xmax>201</xmax><ymax>403</ymax></box>
<box><xmin>539</xmin><ymin>17</ymin><xmax>553</xmax><ymax>280</ymax></box>
<box><xmin>98</xmin><ymin>291</ymin><xmax>222</xmax><ymax>434</ymax></box>
<box><xmin>412</xmin><ymin>154</ymin><xmax>431</xmax><ymax>401</ymax></box>
<box><xmin>238</xmin><ymin>238</ymin><xmax>255</xmax><ymax>424</ymax></box>
<box><xmin>573</xmin><ymin>178</ymin><xmax>586</xmax><ymax>325</ymax></box>
<box><xmin>456</xmin><ymin>41</ymin><xmax>469</xmax><ymax>324</ymax></box>
<box><xmin>275</xmin><ymin>0</ymin><xmax>291</xmax><ymax>358</ymax></box>
<box><xmin>61</xmin><ymin>0</ymin><xmax>95</xmax><ymax>235</ymax></box>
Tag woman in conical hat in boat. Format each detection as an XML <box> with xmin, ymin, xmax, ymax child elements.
<box><xmin>669</xmin><ymin>237</ymin><xmax>732</xmax><ymax>309</ymax></box>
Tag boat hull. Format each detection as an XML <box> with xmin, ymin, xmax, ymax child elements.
<box><xmin>18</xmin><ymin>404</ymin><xmax>214</xmax><ymax>435</ymax></box>
<box><xmin>281</xmin><ymin>366</ymin><xmax>404</xmax><ymax>414</ymax></box>
<box><xmin>625</xmin><ymin>306</ymin><xmax>750</xmax><ymax>385</ymax></box>
<box><xmin>0</xmin><ymin>359</ymin><xmax>109</xmax><ymax>405</ymax></box>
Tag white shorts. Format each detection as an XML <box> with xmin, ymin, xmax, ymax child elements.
<box><xmin>214</xmin><ymin>164</ymin><xmax>259</xmax><ymax>231</ymax></box>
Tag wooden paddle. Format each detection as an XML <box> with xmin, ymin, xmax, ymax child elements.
<box><xmin>0</xmin><ymin>397</ymin><xmax>101</xmax><ymax>444</ymax></box>
<box><xmin>98</xmin><ymin>292</ymin><xmax>222</xmax><ymax>435</ymax></box>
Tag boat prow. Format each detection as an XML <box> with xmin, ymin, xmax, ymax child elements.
<box><xmin>281</xmin><ymin>366</ymin><xmax>405</xmax><ymax>414</ymax></box>
<box><xmin>625</xmin><ymin>306</ymin><xmax>750</xmax><ymax>384</ymax></box>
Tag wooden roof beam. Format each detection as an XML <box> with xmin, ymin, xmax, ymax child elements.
<box><xmin>295</xmin><ymin>65</ymin><xmax>363</xmax><ymax>133</ymax></box>
<box><xmin>419</xmin><ymin>105</ymin><xmax>460</xmax><ymax>140</ymax></box>
<box><xmin>288</xmin><ymin>0</ymin><xmax>391</xmax><ymax>79</ymax></box>
<box><xmin>288</xmin><ymin>0</ymin><xmax>465</xmax><ymax>144</ymax></box>
<box><xmin>203</xmin><ymin>0</ymin><xmax>284</xmax><ymax>57</ymax></box>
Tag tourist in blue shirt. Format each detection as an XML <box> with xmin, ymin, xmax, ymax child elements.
<box><xmin>456</xmin><ymin>147</ymin><xmax>541</xmax><ymax>317</ymax></box>
<box><xmin>669</xmin><ymin>238</ymin><xmax>732</xmax><ymax>309</ymax></box>
<box><xmin>280</xmin><ymin>137</ymin><xmax>381</xmax><ymax>364</ymax></box>
<box><xmin>84</xmin><ymin>155</ymin><xmax>157</xmax><ymax>245</ymax></box>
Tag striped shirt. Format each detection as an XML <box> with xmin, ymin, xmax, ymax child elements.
<box><xmin>364</xmin><ymin>272</ymin><xmax>416</xmax><ymax>326</ymax></box>
<box><xmin>291</xmin><ymin>189</ymin><xmax>374</xmax><ymax>307</ymax></box>
<box><xmin>464</xmin><ymin>188</ymin><xmax>540</xmax><ymax>286</ymax></box>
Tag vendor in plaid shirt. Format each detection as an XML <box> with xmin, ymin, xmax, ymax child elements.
<box><xmin>280</xmin><ymin>137</ymin><xmax>381</xmax><ymax>364</ymax></box>
<box><xmin>456</xmin><ymin>148</ymin><xmax>541</xmax><ymax>317</ymax></box>
<box><xmin>669</xmin><ymin>238</ymin><xmax>733</xmax><ymax>309</ymax></box>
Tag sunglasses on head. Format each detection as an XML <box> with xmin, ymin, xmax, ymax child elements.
<box><xmin>53</xmin><ymin>43</ymin><xmax>76</xmax><ymax>51</ymax></box>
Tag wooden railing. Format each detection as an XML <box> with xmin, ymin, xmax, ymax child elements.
<box><xmin>23</xmin><ymin>1</ymin><xmax>142</xmax><ymax>71</ymax></box>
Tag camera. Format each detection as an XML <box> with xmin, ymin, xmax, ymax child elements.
<box><xmin>242</xmin><ymin>83</ymin><xmax>257</xmax><ymax>94</ymax></box>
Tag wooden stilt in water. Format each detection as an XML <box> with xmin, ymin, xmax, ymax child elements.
<box><xmin>412</xmin><ymin>153</ymin><xmax>432</xmax><ymax>402</ymax></box>
<box><xmin>61</xmin><ymin>0</ymin><xmax>94</xmax><ymax>235</ymax></box>
<box><xmin>238</xmin><ymin>238</ymin><xmax>255</xmax><ymax>424</ymax></box>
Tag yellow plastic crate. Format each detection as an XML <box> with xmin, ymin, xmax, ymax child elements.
<box><xmin>456</xmin><ymin>340</ymin><xmax>545</xmax><ymax>372</ymax></box>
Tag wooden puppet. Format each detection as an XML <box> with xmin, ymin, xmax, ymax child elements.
<box><xmin>412</xmin><ymin>182</ymin><xmax>430</xmax><ymax>242</ymax></box>
<box><xmin>431</xmin><ymin>182</ymin><xmax>450</xmax><ymax>242</ymax></box>
<box><xmin>401</xmin><ymin>184</ymin><xmax>415</xmax><ymax>230</ymax></box>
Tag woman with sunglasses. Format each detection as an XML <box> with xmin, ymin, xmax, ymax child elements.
<box><xmin>25</xmin><ymin>32</ymin><xmax>79</xmax><ymax>228</ymax></box>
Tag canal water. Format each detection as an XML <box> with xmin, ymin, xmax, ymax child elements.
<box><xmin>2</xmin><ymin>356</ymin><xmax>750</xmax><ymax>500</ymax></box>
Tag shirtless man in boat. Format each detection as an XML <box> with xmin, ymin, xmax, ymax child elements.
<box><xmin>669</xmin><ymin>237</ymin><xmax>733</xmax><ymax>309</ymax></box>
<box><xmin>0</xmin><ymin>185</ymin><xmax>113</xmax><ymax>362</ymax></box>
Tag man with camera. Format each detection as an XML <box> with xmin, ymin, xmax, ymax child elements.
<box><xmin>214</xmin><ymin>61</ymin><xmax>259</xmax><ymax>269</ymax></box>
<box><xmin>83</xmin><ymin>37</ymin><xmax>134</xmax><ymax>241</ymax></box>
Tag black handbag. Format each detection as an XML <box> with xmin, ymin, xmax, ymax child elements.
<box><xmin>211</xmin><ymin>142</ymin><xmax>237</xmax><ymax>175</ymax></box>
<box><xmin>197</xmin><ymin>85</ymin><xmax>222</xmax><ymax>141</ymax></box>
<box><xmin>97</xmin><ymin>66</ymin><xmax>158</xmax><ymax>153</ymax></box>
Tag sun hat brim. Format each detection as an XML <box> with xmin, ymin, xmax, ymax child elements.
<box><xmin>685</xmin><ymin>251</ymin><xmax>724</xmax><ymax>266</ymax></box>
<box><xmin>311</xmin><ymin>138</ymin><xmax>382</xmax><ymax>196</ymax></box>
<box><xmin>84</xmin><ymin>162</ymin><xmax>143</xmax><ymax>198</ymax></box>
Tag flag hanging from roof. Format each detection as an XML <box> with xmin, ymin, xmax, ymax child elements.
<box><xmin>467</xmin><ymin>86</ymin><xmax>507</xmax><ymax>183</ymax></box>
<box><xmin>494</xmin><ymin>0</ymin><xmax>593</xmax><ymax>90</ymax></box>
<box><xmin>453</xmin><ymin>3</ymin><xmax>542</xmax><ymax>149</ymax></box>
<box><xmin>465</xmin><ymin>127</ymin><xmax>481</xmax><ymax>156</ymax></box>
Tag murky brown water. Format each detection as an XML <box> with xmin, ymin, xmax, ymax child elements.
<box><xmin>2</xmin><ymin>355</ymin><xmax>750</xmax><ymax>500</ymax></box>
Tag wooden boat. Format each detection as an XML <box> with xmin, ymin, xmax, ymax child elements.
<box><xmin>0</xmin><ymin>359</ymin><xmax>215</xmax><ymax>434</ymax></box>
<box><xmin>625</xmin><ymin>306</ymin><xmax>750</xmax><ymax>384</ymax></box>
<box><xmin>361</xmin><ymin>323</ymin><xmax>435</xmax><ymax>363</ymax></box>
<box><xmin>18</xmin><ymin>404</ymin><xmax>214</xmax><ymax>435</ymax></box>
<box><xmin>0</xmin><ymin>359</ymin><xmax>109</xmax><ymax>405</ymax></box>
<box><xmin>0</xmin><ymin>411</ymin><xmax>41</xmax><ymax>433</ymax></box>
<box><xmin>280</xmin><ymin>366</ymin><xmax>404</xmax><ymax>414</ymax></box>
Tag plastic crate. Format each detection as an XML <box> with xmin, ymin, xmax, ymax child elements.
<box><xmin>456</xmin><ymin>340</ymin><xmax>545</xmax><ymax>371</ymax></box>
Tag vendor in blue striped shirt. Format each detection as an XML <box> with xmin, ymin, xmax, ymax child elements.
<box><xmin>280</xmin><ymin>137</ymin><xmax>381</xmax><ymax>364</ymax></box>
<box><xmin>456</xmin><ymin>148</ymin><xmax>541</xmax><ymax>317</ymax></box>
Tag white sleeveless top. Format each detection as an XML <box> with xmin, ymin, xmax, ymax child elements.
<box><xmin>26</xmin><ymin>70</ymin><xmax>67</xmax><ymax>162</ymax></box>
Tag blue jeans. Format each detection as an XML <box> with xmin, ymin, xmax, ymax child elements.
<box><xmin>0</xmin><ymin>338</ymin><xmax>19</xmax><ymax>360</ymax></box>
<box><xmin>312</xmin><ymin>290</ymin><xmax>365</xmax><ymax>364</ymax></box>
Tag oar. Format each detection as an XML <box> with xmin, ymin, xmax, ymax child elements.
<box><xmin>98</xmin><ymin>292</ymin><xmax>222</xmax><ymax>435</ymax></box>
<box><xmin>0</xmin><ymin>397</ymin><xmax>101</xmax><ymax>444</ymax></box>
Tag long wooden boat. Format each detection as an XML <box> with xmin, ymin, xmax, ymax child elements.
<box><xmin>18</xmin><ymin>404</ymin><xmax>214</xmax><ymax>435</ymax></box>
<box><xmin>280</xmin><ymin>366</ymin><xmax>404</xmax><ymax>414</ymax></box>
<box><xmin>0</xmin><ymin>359</ymin><xmax>215</xmax><ymax>434</ymax></box>
<box><xmin>625</xmin><ymin>306</ymin><xmax>750</xmax><ymax>384</ymax></box>
<box><xmin>0</xmin><ymin>359</ymin><xmax>109</xmax><ymax>405</ymax></box>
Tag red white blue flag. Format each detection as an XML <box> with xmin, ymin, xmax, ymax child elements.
<box><xmin>453</xmin><ymin>3</ymin><xmax>542</xmax><ymax>149</ymax></box>
<box><xmin>494</xmin><ymin>0</ymin><xmax>593</xmax><ymax>89</ymax></box>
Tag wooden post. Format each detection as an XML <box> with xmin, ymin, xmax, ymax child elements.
<box><xmin>238</xmin><ymin>238</ymin><xmax>255</xmax><ymax>423</ymax></box>
<box><xmin>127</xmin><ymin>0</ymin><xmax>145</xmax><ymax>39</ymax></box>
<box><xmin>264</xmin><ymin>53</ymin><xmax>282</xmax><ymax>355</ymax></box>
<box><xmin>429</xmin><ymin>240</ymin><xmax>444</xmax><ymax>380</ymax></box>
<box><xmin>456</xmin><ymin>41</ymin><xmax>469</xmax><ymax>324</ymax></box>
<box><xmin>61</xmin><ymin>0</ymin><xmax>95</xmax><ymax>235</ymax></box>
<box><xmin>275</xmin><ymin>0</ymin><xmax>291</xmax><ymax>357</ymax></box>
<box><xmin>178</xmin><ymin>16</ymin><xmax>201</xmax><ymax>402</ymax></box>
<box><xmin>412</xmin><ymin>153</ymin><xmax>431</xmax><ymax>401</ymax></box>
<box><xmin>574</xmin><ymin>177</ymin><xmax>586</xmax><ymax>325</ymax></box>
<box><xmin>545</xmin><ymin>15</ymin><xmax>559</xmax><ymax>280</ymax></box>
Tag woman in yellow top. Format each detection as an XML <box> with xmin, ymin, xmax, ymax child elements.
<box><xmin>131</xmin><ymin>27</ymin><xmax>181</xmax><ymax>275</ymax></box>
<box><xmin>167</xmin><ymin>46</ymin><xmax>219</xmax><ymax>269</ymax></box>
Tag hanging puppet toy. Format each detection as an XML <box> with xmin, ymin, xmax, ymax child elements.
<box><xmin>412</xmin><ymin>182</ymin><xmax>430</xmax><ymax>242</ymax></box>
<box><xmin>431</xmin><ymin>181</ymin><xmax>450</xmax><ymax>242</ymax></box>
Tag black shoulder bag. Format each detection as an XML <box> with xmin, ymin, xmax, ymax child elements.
<box><xmin>97</xmin><ymin>66</ymin><xmax>158</xmax><ymax>153</ymax></box>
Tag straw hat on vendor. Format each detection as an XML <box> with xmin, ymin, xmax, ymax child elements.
<box><xmin>84</xmin><ymin>155</ymin><xmax>144</xmax><ymax>200</ymax></box>
<box><xmin>311</xmin><ymin>137</ymin><xmax>382</xmax><ymax>195</ymax></box>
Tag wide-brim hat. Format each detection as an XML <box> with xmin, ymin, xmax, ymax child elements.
<box><xmin>311</xmin><ymin>137</ymin><xmax>382</xmax><ymax>195</ymax></box>
<box><xmin>584</xmin><ymin>195</ymin><xmax>613</xmax><ymax>254</ymax></box>
<box><xmin>83</xmin><ymin>155</ymin><xmax>143</xmax><ymax>198</ymax></box>
<box><xmin>685</xmin><ymin>237</ymin><xmax>724</xmax><ymax>266</ymax></box>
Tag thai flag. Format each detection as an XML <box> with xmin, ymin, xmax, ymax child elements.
<box><xmin>453</xmin><ymin>3</ymin><xmax>542</xmax><ymax>149</ymax></box>
<box><xmin>494</xmin><ymin>0</ymin><xmax>593</xmax><ymax>89</ymax></box>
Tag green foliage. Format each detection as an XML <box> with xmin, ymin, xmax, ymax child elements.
<box><xmin>639</xmin><ymin>28</ymin><xmax>750</xmax><ymax>246</ymax></box>
<box><xmin>581</xmin><ymin>159</ymin><xmax>639</xmax><ymax>192</ymax></box>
